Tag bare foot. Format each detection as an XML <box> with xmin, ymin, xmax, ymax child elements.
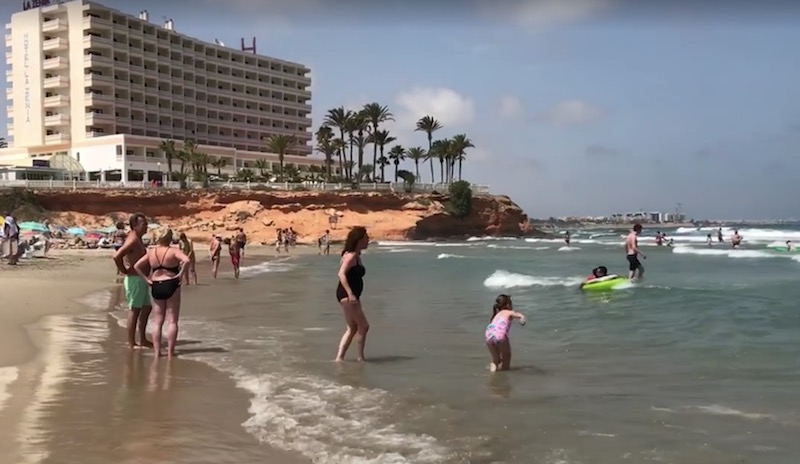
<box><xmin>129</xmin><ymin>343</ymin><xmax>139</xmax><ymax>350</ymax></box>
<box><xmin>140</xmin><ymin>340</ymin><xmax>154</xmax><ymax>349</ymax></box>
<box><xmin>356</xmin><ymin>357</ymin><xmax>366</xmax><ymax>362</ymax></box>
<box><xmin>167</xmin><ymin>351</ymin><xmax>177</xmax><ymax>358</ymax></box>
<box><xmin>489</xmin><ymin>363</ymin><xmax>498</xmax><ymax>372</ymax></box>
<box><xmin>334</xmin><ymin>357</ymin><xmax>345</xmax><ymax>362</ymax></box>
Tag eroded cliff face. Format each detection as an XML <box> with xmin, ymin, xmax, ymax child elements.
<box><xmin>20</xmin><ymin>189</ymin><xmax>538</xmax><ymax>243</ymax></box>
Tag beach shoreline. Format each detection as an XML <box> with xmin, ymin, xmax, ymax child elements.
<box><xmin>0</xmin><ymin>248</ymin><xmax>311</xmax><ymax>463</ymax></box>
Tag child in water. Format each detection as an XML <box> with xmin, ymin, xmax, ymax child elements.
<box><xmin>585</xmin><ymin>266</ymin><xmax>608</xmax><ymax>281</ymax></box>
<box><xmin>485</xmin><ymin>294</ymin><xmax>527</xmax><ymax>372</ymax></box>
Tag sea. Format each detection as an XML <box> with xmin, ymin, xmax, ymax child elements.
<box><xmin>4</xmin><ymin>225</ymin><xmax>800</xmax><ymax>464</ymax></box>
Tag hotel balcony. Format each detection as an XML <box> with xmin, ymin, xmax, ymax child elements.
<box><xmin>45</xmin><ymin>133</ymin><xmax>70</xmax><ymax>144</ymax></box>
<box><xmin>42</xmin><ymin>18</ymin><xmax>67</xmax><ymax>33</ymax></box>
<box><xmin>82</xmin><ymin>16</ymin><xmax>112</xmax><ymax>30</ymax></box>
<box><xmin>85</xmin><ymin>112</ymin><xmax>114</xmax><ymax>125</ymax></box>
<box><xmin>44</xmin><ymin>114</ymin><xmax>69</xmax><ymax>126</ymax></box>
<box><xmin>85</xmin><ymin>93</ymin><xmax>113</xmax><ymax>106</ymax></box>
<box><xmin>84</xmin><ymin>73</ymin><xmax>113</xmax><ymax>87</ymax></box>
<box><xmin>42</xmin><ymin>37</ymin><xmax>68</xmax><ymax>51</ymax></box>
<box><xmin>83</xmin><ymin>34</ymin><xmax>112</xmax><ymax>49</ymax></box>
<box><xmin>83</xmin><ymin>54</ymin><xmax>112</xmax><ymax>67</ymax></box>
<box><xmin>43</xmin><ymin>95</ymin><xmax>69</xmax><ymax>107</ymax></box>
<box><xmin>43</xmin><ymin>75</ymin><xmax>69</xmax><ymax>88</ymax></box>
<box><xmin>5</xmin><ymin>68</ymin><xmax>11</xmax><ymax>80</ymax></box>
<box><xmin>42</xmin><ymin>56</ymin><xmax>68</xmax><ymax>70</ymax></box>
<box><xmin>5</xmin><ymin>34</ymin><xmax>11</xmax><ymax>48</ymax></box>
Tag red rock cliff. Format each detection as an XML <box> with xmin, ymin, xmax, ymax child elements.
<box><xmin>20</xmin><ymin>189</ymin><xmax>538</xmax><ymax>243</ymax></box>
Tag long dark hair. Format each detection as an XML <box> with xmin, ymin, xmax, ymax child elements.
<box><xmin>491</xmin><ymin>294</ymin><xmax>511</xmax><ymax>321</ymax></box>
<box><xmin>342</xmin><ymin>226</ymin><xmax>367</xmax><ymax>255</ymax></box>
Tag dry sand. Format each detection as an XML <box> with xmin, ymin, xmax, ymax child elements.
<box><xmin>0</xmin><ymin>246</ymin><xmax>312</xmax><ymax>463</ymax></box>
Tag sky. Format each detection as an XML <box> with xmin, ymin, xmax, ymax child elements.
<box><xmin>2</xmin><ymin>0</ymin><xmax>800</xmax><ymax>220</ymax></box>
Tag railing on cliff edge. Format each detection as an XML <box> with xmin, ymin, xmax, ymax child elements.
<box><xmin>0</xmin><ymin>179</ymin><xmax>491</xmax><ymax>195</ymax></box>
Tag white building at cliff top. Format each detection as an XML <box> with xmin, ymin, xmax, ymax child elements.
<box><xmin>1</xmin><ymin>0</ymin><xmax>326</xmax><ymax>181</ymax></box>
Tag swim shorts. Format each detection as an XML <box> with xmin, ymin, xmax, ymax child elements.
<box><xmin>124</xmin><ymin>275</ymin><xmax>151</xmax><ymax>309</ymax></box>
<box><xmin>626</xmin><ymin>254</ymin><xmax>641</xmax><ymax>271</ymax></box>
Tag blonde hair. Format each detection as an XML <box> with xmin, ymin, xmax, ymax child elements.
<box><xmin>155</xmin><ymin>228</ymin><xmax>174</xmax><ymax>246</ymax></box>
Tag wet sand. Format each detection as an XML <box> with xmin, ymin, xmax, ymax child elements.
<box><xmin>0</xmin><ymin>247</ymin><xmax>312</xmax><ymax>464</ymax></box>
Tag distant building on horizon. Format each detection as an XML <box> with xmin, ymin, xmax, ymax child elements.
<box><xmin>1</xmin><ymin>0</ymin><xmax>324</xmax><ymax>181</ymax></box>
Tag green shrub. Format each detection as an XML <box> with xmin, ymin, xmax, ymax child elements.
<box><xmin>447</xmin><ymin>180</ymin><xmax>472</xmax><ymax>219</ymax></box>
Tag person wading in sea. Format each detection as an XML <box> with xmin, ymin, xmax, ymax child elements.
<box><xmin>334</xmin><ymin>226</ymin><xmax>370</xmax><ymax>362</ymax></box>
<box><xmin>112</xmin><ymin>213</ymin><xmax>153</xmax><ymax>349</ymax></box>
<box><xmin>235</xmin><ymin>227</ymin><xmax>247</xmax><ymax>261</ymax></box>
<box><xmin>625</xmin><ymin>223</ymin><xmax>646</xmax><ymax>281</ymax></box>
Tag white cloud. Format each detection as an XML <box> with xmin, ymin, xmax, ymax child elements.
<box><xmin>497</xmin><ymin>95</ymin><xmax>525</xmax><ymax>119</ymax></box>
<box><xmin>483</xmin><ymin>0</ymin><xmax>613</xmax><ymax>29</ymax></box>
<box><xmin>392</xmin><ymin>87</ymin><xmax>476</xmax><ymax>134</ymax></box>
<box><xmin>538</xmin><ymin>99</ymin><xmax>605</xmax><ymax>127</ymax></box>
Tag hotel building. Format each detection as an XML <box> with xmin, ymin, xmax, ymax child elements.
<box><xmin>1</xmin><ymin>0</ymin><xmax>323</xmax><ymax>181</ymax></box>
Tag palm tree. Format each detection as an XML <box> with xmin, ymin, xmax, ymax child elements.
<box><xmin>0</xmin><ymin>137</ymin><xmax>7</xmax><ymax>148</ymax></box>
<box><xmin>377</xmin><ymin>155</ymin><xmax>390</xmax><ymax>182</ymax></box>
<box><xmin>343</xmin><ymin>114</ymin><xmax>361</xmax><ymax>180</ymax></box>
<box><xmin>415</xmin><ymin>116</ymin><xmax>442</xmax><ymax>184</ymax></box>
<box><xmin>265</xmin><ymin>134</ymin><xmax>296</xmax><ymax>181</ymax></box>
<box><xmin>255</xmin><ymin>159</ymin><xmax>269</xmax><ymax>178</ymax></box>
<box><xmin>405</xmin><ymin>147</ymin><xmax>426</xmax><ymax>180</ymax></box>
<box><xmin>324</xmin><ymin>107</ymin><xmax>352</xmax><ymax>177</ymax></box>
<box><xmin>159</xmin><ymin>139</ymin><xmax>176</xmax><ymax>180</ymax></box>
<box><xmin>332</xmin><ymin>138</ymin><xmax>346</xmax><ymax>180</ymax></box>
<box><xmin>366</xmin><ymin>129</ymin><xmax>395</xmax><ymax>179</ymax></box>
<box><xmin>387</xmin><ymin>145</ymin><xmax>406</xmax><ymax>182</ymax></box>
<box><xmin>315</xmin><ymin>135</ymin><xmax>337</xmax><ymax>181</ymax></box>
<box><xmin>211</xmin><ymin>157</ymin><xmax>227</xmax><ymax>176</ymax></box>
<box><xmin>449</xmin><ymin>134</ymin><xmax>474</xmax><ymax>181</ymax></box>
<box><xmin>362</xmin><ymin>102</ymin><xmax>394</xmax><ymax>180</ymax></box>
<box><xmin>237</xmin><ymin>168</ymin><xmax>255</xmax><ymax>182</ymax></box>
<box><xmin>430</xmin><ymin>138</ymin><xmax>452</xmax><ymax>184</ymax></box>
<box><xmin>358</xmin><ymin>163</ymin><xmax>374</xmax><ymax>182</ymax></box>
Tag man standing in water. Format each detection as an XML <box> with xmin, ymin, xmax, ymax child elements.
<box><xmin>235</xmin><ymin>227</ymin><xmax>247</xmax><ymax>261</ymax></box>
<box><xmin>625</xmin><ymin>223</ymin><xmax>646</xmax><ymax>280</ymax></box>
<box><xmin>112</xmin><ymin>213</ymin><xmax>152</xmax><ymax>349</ymax></box>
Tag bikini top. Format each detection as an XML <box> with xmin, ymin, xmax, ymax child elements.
<box><xmin>153</xmin><ymin>247</ymin><xmax>180</xmax><ymax>274</ymax></box>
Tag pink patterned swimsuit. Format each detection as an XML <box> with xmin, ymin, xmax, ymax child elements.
<box><xmin>485</xmin><ymin>315</ymin><xmax>511</xmax><ymax>344</ymax></box>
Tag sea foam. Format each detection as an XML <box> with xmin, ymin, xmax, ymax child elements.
<box><xmin>483</xmin><ymin>270</ymin><xmax>583</xmax><ymax>289</ymax></box>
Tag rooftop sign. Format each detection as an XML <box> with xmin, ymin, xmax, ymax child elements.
<box><xmin>22</xmin><ymin>0</ymin><xmax>54</xmax><ymax>11</ymax></box>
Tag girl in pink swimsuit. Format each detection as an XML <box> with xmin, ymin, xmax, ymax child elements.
<box><xmin>485</xmin><ymin>294</ymin><xmax>527</xmax><ymax>372</ymax></box>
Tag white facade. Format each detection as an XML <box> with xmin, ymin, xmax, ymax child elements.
<box><xmin>2</xmin><ymin>0</ymin><xmax>319</xmax><ymax>179</ymax></box>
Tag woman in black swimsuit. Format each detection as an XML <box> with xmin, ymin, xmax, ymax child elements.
<box><xmin>335</xmin><ymin>226</ymin><xmax>370</xmax><ymax>362</ymax></box>
<box><xmin>134</xmin><ymin>229</ymin><xmax>190</xmax><ymax>358</ymax></box>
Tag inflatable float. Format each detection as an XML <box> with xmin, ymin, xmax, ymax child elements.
<box><xmin>580</xmin><ymin>274</ymin><xmax>628</xmax><ymax>291</ymax></box>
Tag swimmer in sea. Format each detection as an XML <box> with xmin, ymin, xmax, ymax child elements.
<box><xmin>625</xmin><ymin>223</ymin><xmax>646</xmax><ymax>281</ymax></box>
<box><xmin>717</xmin><ymin>227</ymin><xmax>724</xmax><ymax>243</ymax></box>
<box><xmin>485</xmin><ymin>294</ymin><xmax>526</xmax><ymax>372</ymax></box>
<box><xmin>564</xmin><ymin>231</ymin><xmax>571</xmax><ymax>247</ymax></box>
<box><xmin>655</xmin><ymin>231</ymin><xmax>663</xmax><ymax>246</ymax></box>
<box><xmin>731</xmin><ymin>230</ymin><xmax>742</xmax><ymax>248</ymax></box>
<box><xmin>706</xmin><ymin>234</ymin><xmax>713</xmax><ymax>247</ymax></box>
<box><xmin>786</xmin><ymin>240</ymin><xmax>794</xmax><ymax>251</ymax></box>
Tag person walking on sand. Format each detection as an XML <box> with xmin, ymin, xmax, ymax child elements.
<box><xmin>625</xmin><ymin>223</ymin><xmax>646</xmax><ymax>281</ymax></box>
<box><xmin>334</xmin><ymin>226</ymin><xmax>370</xmax><ymax>362</ymax></box>
<box><xmin>485</xmin><ymin>294</ymin><xmax>526</xmax><ymax>372</ymax></box>
<box><xmin>134</xmin><ymin>229</ymin><xmax>190</xmax><ymax>358</ymax></box>
<box><xmin>235</xmin><ymin>227</ymin><xmax>247</xmax><ymax>260</ymax></box>
<box><xmin>208</xmin><ymin>234</ymin><xmax>222</xmax><ymax>279</ymax></box>
<box><xmin>178</xmin><ymin>232</ymin><xmax>198</xmax><ymax>285</ymax></box>
<box><xmin>112</xmin><ymin>213</ymin><xmax>153</xmax><ymax>349</ymax></box>
<box><xmin>226</xmin><ymin>237</ymin><xmax>241</xmax><ymax>279</ymax></box>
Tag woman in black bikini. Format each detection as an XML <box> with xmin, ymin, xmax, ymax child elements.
<box><xmin>134</xmin><ymin>229</ymin><xmax>190</xmax><ymax>358</ymax></box>
<box><xmin>335</xmin><ymin>226</ymin><xmax>370</xmax><ymax>362</ymax></box>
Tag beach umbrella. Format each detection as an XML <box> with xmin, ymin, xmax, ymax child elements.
<box><xmin>98</xmin><ymin>225</ymin><xmax>117</xmax><ymax>233</ymax></box>
<box><xmin>67</xmin><ymin>227</ymin><xmax>86</xmax><ymax>236</ymax></box>
<box><xmin>148</xmin><ymin>223</ymin><xmax>160</xmax><ymax>230</ymax></box>
<box><xmin>84</xmin><ymin>232</ymin><xmax>103</xmax><ymax>240</ymax></box>
<box><xmin>18</xmin><ymin>221</ymin><xmax>49</xmax><ymax>232</ymax></box>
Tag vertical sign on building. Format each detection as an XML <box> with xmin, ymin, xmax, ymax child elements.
<box><xmin>23</xmin><ymin>32</ymin><xmax>30</xmax><ymax>123</ymax></box>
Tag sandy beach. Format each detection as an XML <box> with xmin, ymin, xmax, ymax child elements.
<box><xmin>0</xmin><ymin>245</ymin><xmax>316</xmax><ymax>464</ymax></box>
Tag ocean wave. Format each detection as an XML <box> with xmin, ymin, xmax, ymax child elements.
<box><xmin>375</xmin><ymin>240</ymin><xmax>472</xmax><ymax>248</ymax></box>
<box><xmin>177</xmin><ymin>321</ymin><xmax>452</xmax><ymax>464</ymax></box>
<box><xmin>436</xmin><ymin>253</ymin><xmax>464</xmax><ymax>259</ymax></box>
<box><xmin>487</xmin><ymin>244</ymin><xmax>549</xmax><ymax>250</ymax></box>
<box><xmin>465</xmin><ymin>236</ymin><xmax>517</xmax><ymax>242</ymax></box>
<box><xmin>525</xmin><ymin>238</ymin><xmax>599</xmax><ymax>244</ymax></box>
<box><xmin>558</xmin><ymin>246</ymin><xmax>580</xmax><ymax>252</ymax></box>
<box><xmin>0</xmin><ymin>366</ymin><xmax>19</xmax><ymax>413</ymax></box>
<box><xmin>671</xmin><ymin>246</ymin><xmax>778</xmax><ymax>260</ymax></box>
<box><xmin>240</xmin><ymin>259</ymin><xmax>295</xmax><ymax>278</ymax></box>
<box><xmin>674</xmin><ymin>226</ymin><xmax>800</xmax><ymax>243</ymax></box>
<box><xmin>483</xmin><ymin>270</ymin><xmax>583</xmax><ymax>289</ymax></box>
